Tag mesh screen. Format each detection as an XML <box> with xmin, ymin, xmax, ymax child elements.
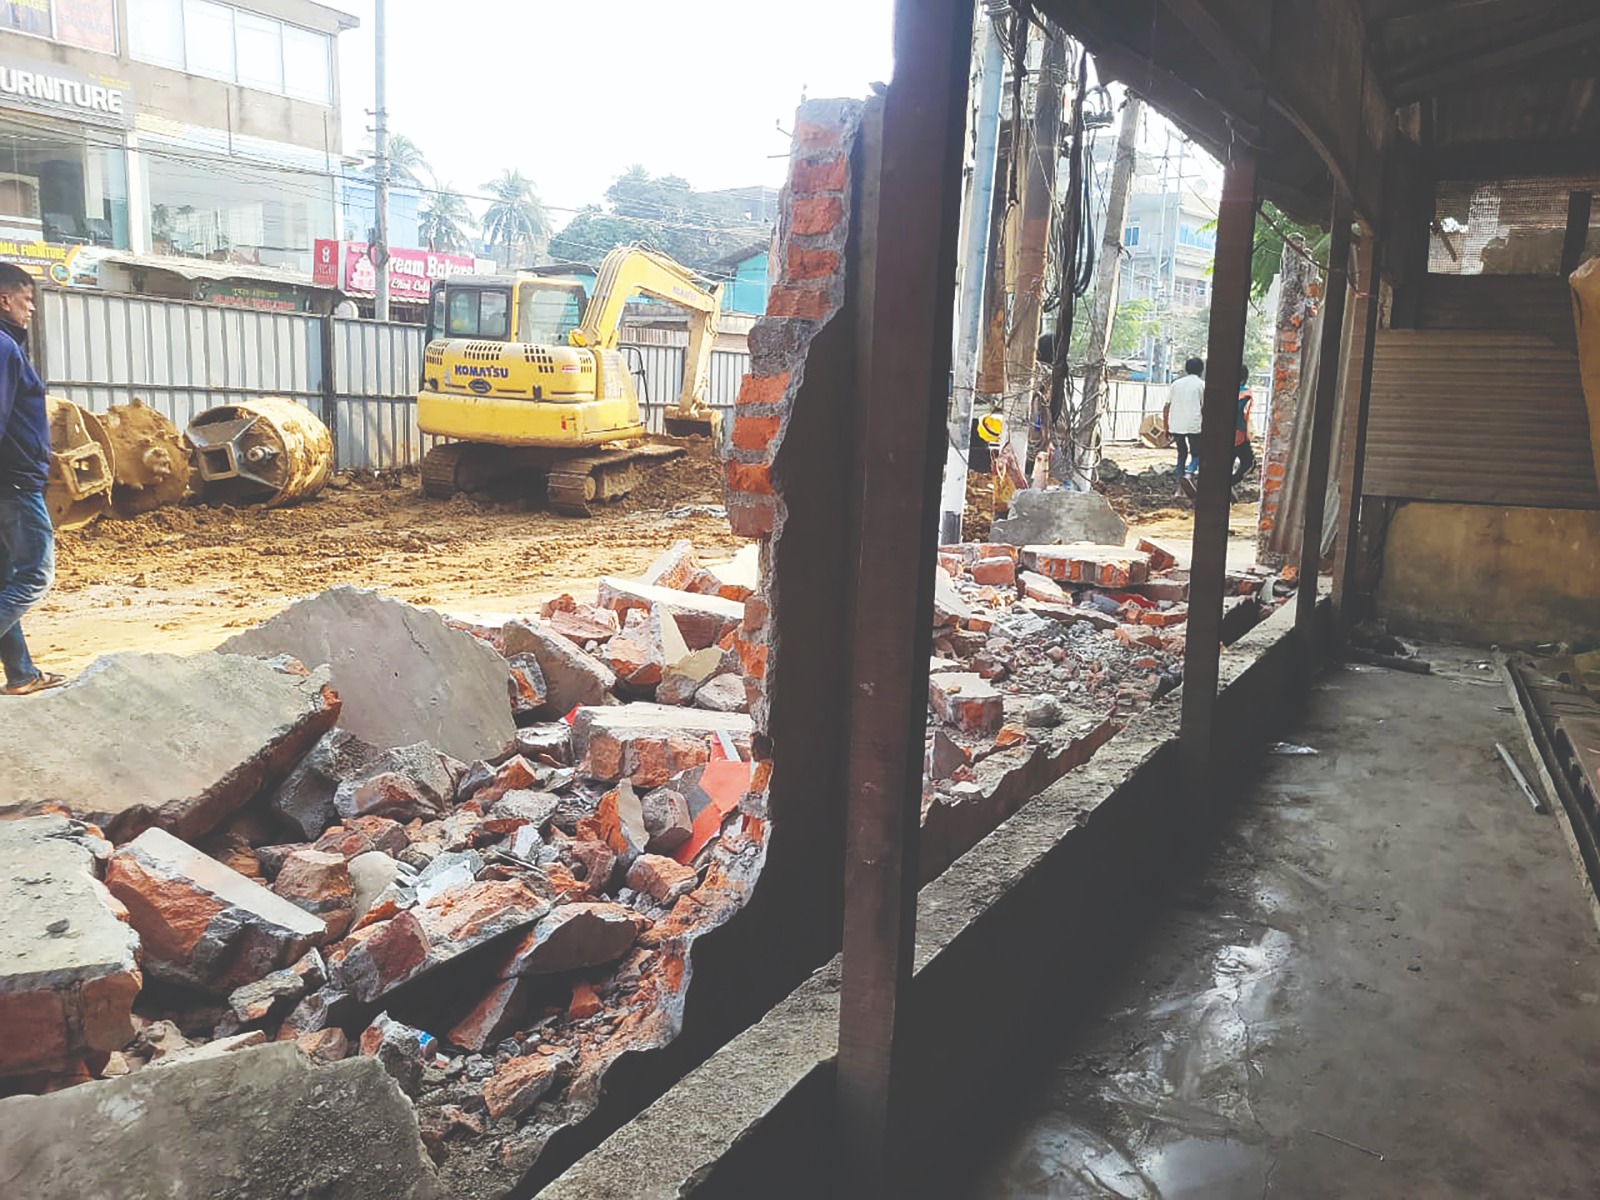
<box><xmin>1429</xmin><ymin>177</ymin><xmax>1600</xmax><ymax>275</ymax></box>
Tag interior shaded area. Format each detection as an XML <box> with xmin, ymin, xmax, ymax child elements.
<box><xmin>955</xmin><ymin>649</ymin><xmax>1600</xmax><ymax>1198</ymax></box>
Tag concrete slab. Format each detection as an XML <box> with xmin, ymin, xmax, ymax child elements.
<box><xmin>992</xmin><ymin>487</ymin><xmax>1128</xmax><ymax>548</ymax></box>
<box><xmin>502</xmin><ymin>618</ymin><xmax>619</xmax><ymax>715</ymax></box>
<box><xmin>222</xmin><ymin>586</ymin><xmax>516</xmax><ymax>764</ymax></box>
<box><xmin>0</xmin><ymin>817</ymin><xmax>142</xmax><ymax>1077</ymax></box>
<box><xmin>0</xmin><ymin>652</ymin><xmax>338</xmax><ymax>843</ymax></box>
<box><xmin>0</xmin><ymin>1042</ymin><xmax>443</xmax><ymax>1199</ymax></box>
<box><xmin>596</xmin><ymin>577</ymin><xmax>744</xmax><ymax>650</ymax></box>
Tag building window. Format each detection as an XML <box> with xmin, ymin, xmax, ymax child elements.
<box><xmin>0</xmin><ymin>114</ymin><xmax>128</xmax><ymax>248</ymax></box>
<box><xmin>145</xmin><ymin>150</ymin><xmax>335</xmax><ymax>273</ymax></box>
<box><xmin>1124</xmin><ymin>224</ymin><xmax>1140</xmax><ymax>247</ymax></box>
<box><xmin>128</xmin><ymin>0</ymin><xmax>333</xmax><ymax>105</ymax></box>
<box><xmin>1177</xmin><ymin>222</ymin><xmax>1217</xmax><ymax>251</ymax></box>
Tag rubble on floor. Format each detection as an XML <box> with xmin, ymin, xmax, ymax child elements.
<box><xmin>0</xmin><ymin>541</ymin><xmax>767</xmax><ymax>1198</ymax></box>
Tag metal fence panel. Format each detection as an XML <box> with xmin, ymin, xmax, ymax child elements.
<box><xmin>37</xmin><ymin>290</ymin><xmax>756</xmax><ymax>473</ymax></box>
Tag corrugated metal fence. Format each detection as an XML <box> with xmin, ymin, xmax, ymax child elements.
<box><xmin>37</xmin><ymin>290</ymin><xmax>751</xmax><ymax>472</ymax></box>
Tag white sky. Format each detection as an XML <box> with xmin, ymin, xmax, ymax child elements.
<box><xmin>334</xmin><ymin>0</ymin><xmax>897</xmax><ymax>226</ymax></box>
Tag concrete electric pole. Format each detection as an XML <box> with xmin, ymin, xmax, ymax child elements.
<box><xmin>372</xmin><ymin>0</ymin><xmax>391</xmax><ymax>321</ymax></box>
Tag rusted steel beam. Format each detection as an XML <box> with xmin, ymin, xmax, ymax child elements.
<box><xmin>1332</xmin><ymin>222</ymin><xmax>1384</xmax><ymax>632</ymax></box>
<box><xmin>1180</xmin><ymin>149</ymin><xmax>1257</xmax><ymax>812</ymax></box>
<box><xmin>1296</xmin><ymin>188</ymin><xmax>1355</xmax><ymax>639</ymax></box>
<box><xmin>836</xmin><ymin>0</ymin><xmax>973</xmax><ymax>1192</ymax></box>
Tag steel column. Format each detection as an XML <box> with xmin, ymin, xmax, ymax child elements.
<box><xmin>837</xmin><ymin>0</ymin><xmax>974</xmax><ymax>1193</ymax></box>
<box><xmin>1295</xmin><ymin>190</ymin><xmax>1355</xmax><ymax>638</ymax></box>
<box><xmin>1180</xmin><ymin>149</ymin><xmax>1257</xmax><ymax>810</ymax></box>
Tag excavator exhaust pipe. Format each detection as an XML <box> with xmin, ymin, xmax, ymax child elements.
<box><xmin>45</xmin><ymin>396</ymin><xmax>116</xmax><ymax>531</ymax></box>
<box><xmin>188</xmin><ymin>396</ymin><xmax>334</xmax><ymax>508</ymax></box>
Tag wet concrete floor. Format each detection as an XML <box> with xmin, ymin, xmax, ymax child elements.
<box><xmin>958</xmin><ymin>652</ymin><xmax>1600</xmax><ymax>1198</ymax></box>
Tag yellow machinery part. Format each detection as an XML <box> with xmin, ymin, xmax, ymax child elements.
<box><xmin>187</xmin><ymin>396</ymin><xmax>333</xmax><ymax>508</ymax></box>
<box><xmin>418</xmin><ymin>391</ymin><xmax>646</xmax><ymax>449</ymax></box>
<box><xmin>1571</xmin><ymin>257</ymin><xmax>1600</xmax><ymax>484</ymax></box>
<box><xmin>44</xmin><ymin>396</ymin><xmax>116</xmax><ymax>530</ymax></box>
<box><xmin>103</xmin><ymin>399</ymin><xmax>192</xmax><ymax>517</ymax></box>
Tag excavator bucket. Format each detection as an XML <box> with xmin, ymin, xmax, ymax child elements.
<box><xmin>44</xmin><ymin>396</ymin><xmax>116</xmax><ymax>531</ymax></box>
<box><xmin>662</xmin><ymin>409</ymin><xmax>722</xmax><ymax>440</ymax></box>
<box><xmin>104</xmin><ymin>400</ymin><xmax>192</xmax><ymax>517</ymax></box>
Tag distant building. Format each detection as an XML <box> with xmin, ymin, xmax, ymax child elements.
<box><xmin>0</xmin><ymin>0</ymin><xmax>357</xmax><ymax>282</ymax></box>
<box><xmin>1121</xmin><ymin>189</ymin><xmax>1218</xmax><ymax>310</ymax></box>
<box><xmin>710</xmin><ymin>242</ymin><xmax>769</xmax><ymax>316</ymax></box>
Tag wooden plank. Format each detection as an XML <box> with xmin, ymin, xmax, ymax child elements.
<box><xmin>1390</xmin><ymin>12</ymin><xmax>1600</xmax><ymax>102</ymax></box>
<box><xmin>1296</xmin><ymin>189</ymin><xmax>1355</xmax><ymax>639</ymax></box>
<box><xmin>1180</xmin><ymin>149</ymin><xmax>1256</xmax><ymax>814</ymax></box>
<box><xmin>836</xmin><ymin>0</ymin><xmax>972</xmax><ymax>1190</ymax></box>
<box><xmin>1333</xmin><ymin>224</ymin><xmax>1382</xmax><ymax>631</ymax></box>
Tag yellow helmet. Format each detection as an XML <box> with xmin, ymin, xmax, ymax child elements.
<box><xmin>977</xmin><ymin>413</ymin><xmax>1004</xmax><ymax>445</ymax></box>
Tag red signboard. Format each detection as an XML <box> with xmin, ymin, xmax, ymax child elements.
<box><xmin>312</xmin><ymin>239</ymin><xmax>482</xmax><ymax>304</ymax></box>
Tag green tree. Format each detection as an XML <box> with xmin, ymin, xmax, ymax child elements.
<box><xmin>547</xmin><ymin>167</ymin><xmax>769</xmax><ymax>270</ymax></box>
<box><xmin>482</xmin><ymin>170</ymin><xmax>551</xmax><ymax>268</ymax></box>
<box><xmin>419</xmin><ymin>184</ymin><xmax>475</xmax><ymax>254</ymax></box>
<box><xmin>383</xmin><ymin>133</ymin><xmax>430</xmax><ymax>188</ymax></box>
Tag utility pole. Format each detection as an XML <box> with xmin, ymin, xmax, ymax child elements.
<box><xmin>372</xmin><ymin>0</ymin><xmax>391</xmax><ymax>322</ymax></box>
<box><xmin>939</xmin><ymin>5</ymin><xmax>1005</xmax><ymax>545</ymax></box>
<box><xmin>1069</xmin><ymin>94</ymin><xmax>1143</xmax><ymax>488</ymax></box>
<box><xmin>1005</xmin><ymin>24</ymin><xmax>1067</xmax><ymax>394</ymax></box>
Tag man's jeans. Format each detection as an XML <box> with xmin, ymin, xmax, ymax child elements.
<box><xmin>0</xmin><ymin>489</ymin><xmax>54</xmax><ymax>686</ymax></box>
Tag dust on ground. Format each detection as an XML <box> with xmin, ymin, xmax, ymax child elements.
<box><xmin>35</xmin><ymin>446</ymin><xmax>743</xmax><ymax>677</ymax></box>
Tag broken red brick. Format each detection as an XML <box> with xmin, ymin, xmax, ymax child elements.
<box><xmin>765</xmin><ymin>285</ymin><xmax>832</xmax><ymax>321</ymax></box>
<box><xmin>970</xmin><ymin>556</ymin><xmax>1016</xmax><ymax>587</ymax></box>
<box><xmin>626</xmin><ymin>854</ymin><xmax>699</xmax><ymax>904</ymax></box>
<box><xmin>568</xmin><ymin>981</ymin><xmax>603</xmax><ymax>1020</ymax></box>
<box><xmin>735</xmin><ymin>371</ymin><xmax>791</xmax><ymax>408</ymax></box>
<box><xmin>790</xmin><ymin>196</ymin><xmax>844</xmax><ymax>237</ymax></box>
<box><xmin>483</xmin><ymin>1053</ymin><xmax>560</xmax><ymax>1121</ymax></box>
<box><xmin>788</xmin><ymin>154</ymin><xmax>847</xmax><ymax>194</ymax></box>
<box><xmin>448</xmin><ymin>977</ymin><xmax>530</xmax><ymax>1052</ymax></box>
<box><xmin>474</xmin><ymin>756</ymin><xmax>539</xmax><ymax>808</ymax></box>
<box><xmin>314</xmin><ymin>816</ymin><xmax>409</xmax><ymax>860</ymax></box>
<box><xmin>495</xmin><ymin>902</ymin><xmax>648</xmax><ymax>977</ymax></box>
<box><xmin>296</xmin><ymin>1027</ymin><xmax>348</xmax><ymax>1063</ymax></box>
<box><xmin>732</xmin><ymin>413</ymin><xmax>782</xmax><ymax>452</ymax></box>
<box><xmin>1138</xmin><ymin>604</ymin><xmax>1189</xmax><ymax>628</ymax></box>
<box><xmin>273</xmin><ymin>849</ymin><xmax>355</xmax><ymax>939</ymax></box>
<box><xmin>928</xmin><ymin>672</ymin><xmax>1004</xmax><ymax>736</ymax></box>
<box><xmin>1136</xmin><ymin>538</ymin><xmax>1178</xmax><ymax>572</ymax></box>
<box><xmin>786</xmin><ymin>246</ymin><xmax>840</xmax><ymax>281</ymax></box>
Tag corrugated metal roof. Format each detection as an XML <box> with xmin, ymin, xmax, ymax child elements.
<box><xmin>1363</xmin><ymin>330</ymin><xmax>1600</xmax><ymax>510</ymax></box>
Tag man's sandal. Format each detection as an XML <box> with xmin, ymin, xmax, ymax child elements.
<box><xmin>1</xmin><ymin>672</ymin><xmax>66</xmax><ymax>696</ymax></box>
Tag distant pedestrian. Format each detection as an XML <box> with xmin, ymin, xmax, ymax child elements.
<box><xmin>1164</xmin><ymin>356</ymin><xmax>1205</xmax><ymax>497</ymax></box>
<box><xmin>0</xmin><ymin>262</ymin><xmax>64</xmax><ymax>696</ymax></box>
<box><xmin>1231</xmin><ymin>366</ymin><xmax>1256</xmax><ymax>488</ymax></box>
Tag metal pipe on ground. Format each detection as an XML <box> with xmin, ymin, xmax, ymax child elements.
<box><xmin>188</xmin><ymin>396</ymin><xmax>334</xmax><ymax>508</ymax></box>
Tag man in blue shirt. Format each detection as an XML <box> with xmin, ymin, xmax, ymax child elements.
<box><xmin>0</xmin><ymin>262</ymin><xmax>64</xmax><ymax>696</ymax></box>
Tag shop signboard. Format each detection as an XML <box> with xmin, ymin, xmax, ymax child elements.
<box><xmin>0</xmin><ymin>49</ymin><xmax>131</xmax><ymax>127</ymax></box>
<box><xmin>53</xmin><ymin>0</ymin><xmax>117</xmax><ymax>54</ymax></box>
<box><xmin>196</xmin><ymin>280</ymin><xmax>311</xmax><ymax>313</ymax></box>
<box><xmin>0</xmin><ymin>0</ymin><xmax>51</xmax><ymax>39</ymax></box>
<box><xmin>0</xmin><ymin>238</ymin><xmax>98</xmax><ymax>285</ymax></box>
<box><xmin>313</xmin><ymin>239</ymin><xmax>489</xmax><ymax>305</ymax></box>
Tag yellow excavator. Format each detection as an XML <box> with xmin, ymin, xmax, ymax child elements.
<box><xmin>417</xmin><ymin>245</ymin><xmax>723</xmax><ymax>514</ymax></box>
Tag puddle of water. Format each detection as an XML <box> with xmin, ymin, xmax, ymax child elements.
<box><xmin>1143</xmin><ymin>1135</ymin><xmax>1273</xmax><ymax>1197</ymax></box>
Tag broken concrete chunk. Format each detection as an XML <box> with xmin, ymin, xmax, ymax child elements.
<box><xmin>222</xmin><ymin>586</ymin><xmax>516</xmax><ymax>764</ymax></box>
<box><xmin>933</xmin><ymin>567</ymin><xmax>973</xmax><ymax>627</ymax></box>
<box><xmin>272</xmin><ymin>728</ymin><xmax>379</xmax><ymax>840</ymax></box>
<box><xmin>515</xmin><ymin>723</ymin><xmax>573</xmax><ymax>765</ymax></box>
<box><xmin>273</xmin><ymin>849</ymin><xmax>355</xmax><ymax>939</ymax></box>
<box><xmin>330</xmin><ymin>743</ymin><xmax>456</xmax><ymax>824</ymax></box>
<box><xmin>448</xmin><ymin>976</ymin><xmax>533</xmax><ymax>1053</ymax></box>
<box><xmin>698</xmin><ymin>543</ymin><xmax>759</xmax><ymax>601</ymax></box>
<box><xmin>348</xmin><ymin>852</ymin><xmax>411</xmax><ymax>930</ymax></box>
<box><xmin>482</xmin><ymin>790</ymin><xmax>560</xmax><ymax>837</ymax></box>
<box><xmin>572</xmin><ymin>703</ymin><xmax>754</xmax><ymax>786</ymax></box>
<box><xmin>0</xmin><ymin>817</ymin><xmax>143</xmax><ymax>1078</ymax></box>
<box><xmin>106</xmin><ymin>827</ymin><xmax>327</xmax><ymax>995</ymax></box>
<box><xmin>502</xmin><ymin>618</ymin><xmax>619</xmax><ymax>714</ymax></box>
<box><xmin>641</xmin><ymin>787</ymin><xmax>693</xmax><ymax>854</ymax></box>
<box><xmin>656</xmin><ymin>646</ymin><xmax>729</xmax><ymax>706</ymax></box>
<box><xmin>928</xmin><ymin>672</ymin><xmax>1005</xmax><ymax>736</ymax></box>
<box><xmin>507</xmin><ymin>653</ymin><xmax>548</xmax><ymax>717</ymax></box>
<box><xmin>593</xmin><ymin>782</ymin><xmax>649</xmax><ymax>870</ymax></box>
<box><xmin>641</xmin><ymin>539</ymin><xmax>701</xmax><ymax>591</ymax></box>
<box><xmin>626</xmin><ymin>854</ymin><xmax>699</xmax><ymax>904</ymax></box>
<box><xmin>330</xmin><ymin>880</ymin><xmax>550</xmax><ymax>1004</ymax></box>
<box><xmin>927</xmin><ymin>729</ymin><xmax>970</xmax><ymax>781</ymax></box>
<box><xmin>601</xmin><ymin>604</ymin><xmax>688</xmax><ymax>690</ymax></box>
<box><xmin>1024</xmin><ymin>694</ymin><xmax>1063</xmax><ymax>728</ymax></box>
<box><xmin>496</xmin><ymin>902</ymin><xmax>647</xmax><ymax>977</ymax></box>
<box><xmin>227</xmin><ymin>968</ymin><xmax>306</xmax><ymax>1025</ymax></box>
<box><xmin>0</xmin><ymin>652</ymin><xmax>339</xmax><ymax>844</ymax></box>
<box><xmin>992</xmin><ymin>488</ymin><xmax>1128</xmax><ymax>547</ymax></box>
<box><xmin>316</xmin><ymin>815</ymin><xmax>410</xmax><ymax>860</ymax></box>
<box><xmin>1019</xmin><ymin>570</ymin><xmax>1068</xmax><ymax>603</ymax></box>
<box><xmin>0</xmin><ymin>1042</ymin><xmax>445</xmax><ymax>1199</ymax></box>
<box><xmin>596</xmin><ymin>577</ymin><xmax>744</xmax><ymax>650</ymax></box>
<box><xmin>693</xmin><ymin>673</ymin><xmax>750</xmax><ymax>713</ymax></box>
<box><xmin>360</xmin><ymin>1012</ymin><xmax>435</xmax><ymax>1098</ymax></box>
<box><xmin>296</xmin><ymin>1027</ymin><xmax>349</xmax><ymax>1063</ymax></box>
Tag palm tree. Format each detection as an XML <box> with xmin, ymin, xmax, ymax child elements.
<box><xmin>383</xmin><ymin>133</ymin><xmax>430</xmax><ymax>188</ymax></box>
<box><xmin>481</xmin><ymin>169</ymin><xmax>550</xmax><ymax>268</ymax></box>
<box><xmin>420</xmin><ymin>184</ymin><xmax>475</xmax><ymax>254</ymax></box>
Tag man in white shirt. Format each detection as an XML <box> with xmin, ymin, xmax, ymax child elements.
<box><xmin>1163</xmin><ymin>357</ymin><xmax>1206</xmax><ymax>498</ymax></box>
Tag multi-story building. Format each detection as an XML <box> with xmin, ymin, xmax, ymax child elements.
<box><xmin>0</xmin><ymin>0</ymin><xmax>356</xmax><ymax>282</ymax></box>
<box><xmin>1120</xmin><ymin>188</ymin><xmax>1218</xmax><ymax>311</ymax></box>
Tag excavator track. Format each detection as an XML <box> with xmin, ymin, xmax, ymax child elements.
<box><xmin>420</xmin><ymin>443</ymin><xmax>473</xmax><ymax>498</ymax></box>
<box><xmin>546</xmin><ymin>444</ymin><xmax>686</xmax><ymax>517</ymax></box>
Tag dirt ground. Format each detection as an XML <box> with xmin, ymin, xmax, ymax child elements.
<box><xmin>33</xmin><ymin>450</ymin><xmax>744</xmax><ymax>678</ymax></box>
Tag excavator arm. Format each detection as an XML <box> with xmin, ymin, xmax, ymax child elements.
<box><xmin>569</xmin><ymin>246</ymin><xmax>724</xmax><ymax>434</ymax></box>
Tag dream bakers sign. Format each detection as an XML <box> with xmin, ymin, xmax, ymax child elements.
<box><xmin>0</xmin><ymin>53</ymin><xmax>131</xmax><ymax>127</ymax></box>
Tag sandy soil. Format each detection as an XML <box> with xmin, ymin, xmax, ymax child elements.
<box><xmin>32</xmin><ymin>450</ymin><xmax>744</xmax><ymax>678</ymax></box>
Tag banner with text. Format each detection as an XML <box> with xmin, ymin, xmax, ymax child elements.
<box><xmin>313</xmin><ymin>239</ymin><xmax>488</xmax><ymax>304</ymax></box>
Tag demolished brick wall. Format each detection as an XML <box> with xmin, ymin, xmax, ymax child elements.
<box><xmin>1258</xmin><ymin>244</ymin><xmax>1321</xmax><ymax>566</ymax></box>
